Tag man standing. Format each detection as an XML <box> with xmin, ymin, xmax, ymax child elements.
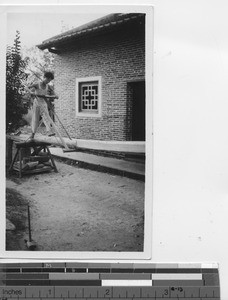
<box><xmin>28</xmin><ymin>71</ymin><xmax>69</xmax><ymax>150</ymax></box>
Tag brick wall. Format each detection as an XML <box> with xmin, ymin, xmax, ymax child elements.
<box><xmin>53</xmin><ymin>21</ymin><xmax>145</xmax><ymax>141</ymax></box>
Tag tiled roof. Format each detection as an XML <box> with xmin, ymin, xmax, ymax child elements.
<box><xmin>37</xmin><ymin>13</ymin><xmax>145</xmax><ymax>50</ymax></box>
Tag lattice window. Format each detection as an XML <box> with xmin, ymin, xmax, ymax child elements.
<box><xmin>76</xmin><ymin>76</ymin><xmax>102</xmax><ymax>117</ymax></box>
<box><xmin>80</xmin><ymin>82</ymin><xmax>98</xmax><ymax>112</ymax></box>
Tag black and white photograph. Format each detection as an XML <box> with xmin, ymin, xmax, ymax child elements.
<box><xmin>1</xmin><ymin>5</ymin><xmax>153</xmax><ymax>258</ymax></box>
<box><xmin>3</xmin><ymin>0</ymin><xmax>228</xmax><ymax>297</ymax></box>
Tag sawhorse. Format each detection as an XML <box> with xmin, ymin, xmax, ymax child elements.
<box><xmin>9</xmin><ymin>140</ymin><xmax>58</xmax><ymax>178</ymax></box>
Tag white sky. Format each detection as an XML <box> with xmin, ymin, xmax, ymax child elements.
<box><xmin>7</xmin><ymin>12</ymin><xmax>108</xmax><ymax>48</ymax></box>
<box><xmin>5</xmin><ymin>5</ymin><xmax>147</xmax><ymax>49</ymax></box>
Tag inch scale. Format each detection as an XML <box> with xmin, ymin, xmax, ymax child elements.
<box><xmin>0</xmin><ymin>262</ymin><xmax>220</xmax><ymax>300</ymax></box>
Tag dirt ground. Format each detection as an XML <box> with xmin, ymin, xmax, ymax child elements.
<box><xmin>6</xmin><ymin>160</ymin><xmax>144</xmax><ymax>252</ymax></box>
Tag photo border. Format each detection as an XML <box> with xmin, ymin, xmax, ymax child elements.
<box><xmin>0</xmin><ymin>3</ymin><xmax>153</xmax><ymax>260</ymax></box>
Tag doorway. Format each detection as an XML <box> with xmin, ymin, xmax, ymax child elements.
<box><xmin>130</xmin><ymin>81</ymin><xmax>145</xmax><ymax>141</ymax></box>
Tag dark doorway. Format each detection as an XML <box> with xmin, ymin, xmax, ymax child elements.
<box><xmin>131</xmin><ymin>81</ymin><xmax>145</xmax><ymax>141</ymax></box>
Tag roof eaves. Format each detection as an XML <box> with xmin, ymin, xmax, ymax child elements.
<box><xmin>37</xmin><ymin>14</ymin><xmax>144</xmax><ymax>50</ymax></box>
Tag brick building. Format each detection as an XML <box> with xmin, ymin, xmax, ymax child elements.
<box><xmin>37</xmin><ymin>13</ymin><xmax>145</xmax><ymax>142</ymax></box>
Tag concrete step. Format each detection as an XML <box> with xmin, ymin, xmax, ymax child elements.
<box><xmin>50</xmin><ymin>147</ymin><xmax>145</xmax><ymax>181</ymax></box>
<box><xmin>6</xmin><ymin>135</ymin><xmax>145</xmax><ymax>181</ymax></box>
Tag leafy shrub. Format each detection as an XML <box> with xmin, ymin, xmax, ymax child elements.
<box><xmin>6</xmin><ymin>31</ymin><xmax>29</xmax><ymax>133</ymax></box>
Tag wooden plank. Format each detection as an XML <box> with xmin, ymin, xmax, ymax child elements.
<box><xmin>23</xmin><ymin>156</ymin><xmax>50</xmax><ymax>163</ymax></box>
<box><xmin>13</xmin><ymin>166</ymin><xmax>53</xmax><ymax>175</ymax></box>
<box><xmin>10</xmin><ymin>134</ymin><xmax>146</xmax><ymax>154</ymax></box>
<box><xmin>23</xmin><ymin>167</ymin><xmax>53</xmax><ymax>174</ymax></box>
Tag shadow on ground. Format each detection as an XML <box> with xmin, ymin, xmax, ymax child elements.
<box><xmin>6</xmin><ymin>188</ymin><xmax>29</xmax><ymax>250</ymax></box>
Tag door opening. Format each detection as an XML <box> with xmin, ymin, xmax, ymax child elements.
<box><xmin>130</xmin><ymin>81</ymin><xmax>145</xmax><ymax>141</ymax></box>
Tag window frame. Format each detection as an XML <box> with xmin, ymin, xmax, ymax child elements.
<box><xmin>75</xmin><ymin>76</ymin><xmax>102</xmax><ymax>118</ymax></box>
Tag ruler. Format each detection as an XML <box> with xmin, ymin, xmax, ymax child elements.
<box><xmin>0</xmin><ymin>262</ymin><xmax>220</xmax><ymax>300</ymax></box>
